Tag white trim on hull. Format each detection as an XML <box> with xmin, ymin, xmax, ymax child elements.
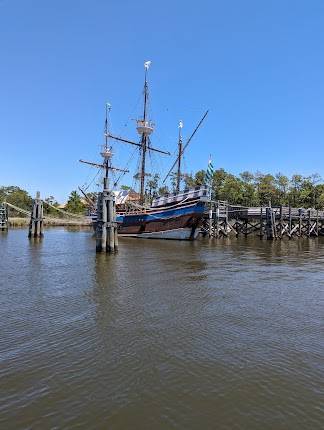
<box><xmin>119</xmin><ymin>227</ymin><xmax>200</xmax><ymax>240</ymax></box>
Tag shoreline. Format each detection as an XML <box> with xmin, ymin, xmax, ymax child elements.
<box><xmin>8</xmin><ymin>217</ymin><xmax>92</xmax><ymax>227</ymax></box>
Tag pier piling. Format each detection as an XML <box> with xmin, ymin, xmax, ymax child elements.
<box><xmin>28</xmin><ymin>192</ymin><xmax>44</xmax><ymax>238</ymax></box>
<box><xmin>95</xmin><ymin>190</ymin><xmax>118</xmax><ymax>253</ymax></box>
<box><xmin>0</xmin><ymin>203</ymin><xmax>8</xmax><ymax>231</ymax></box>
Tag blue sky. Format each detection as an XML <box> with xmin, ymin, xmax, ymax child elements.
<box><xmin>1</xmin><ymin>0</ymin><xmax>324</xmax><ymax>201</ymax></box>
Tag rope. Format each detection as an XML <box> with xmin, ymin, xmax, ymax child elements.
<box><xmin>43</xmin><ymin>201</ymin><xmax>87</xmax><ymax>219</ymax></box>
<box><xmin>82</xmin><ymin>168</ymin><xmax>101</xmax><ymax>192</ymax></box>
<box><xmin>5</xmin><ymin>202</ymin><xmax>31</xmax><ymax>216</ymax></box>
<box><xmin>4</xmin><ymin>201</ymin><xmax>89</xmax><ymax>221</ymax></box>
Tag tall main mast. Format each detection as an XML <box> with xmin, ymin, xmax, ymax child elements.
<box><xmin>176</xmin><ymin>120</ymin><xmax>183</xmax><ymax>193</ymax></box>
<box><xmin>137</xmin><ymin>61</ymin><xmax>154</xmax><ymax>204</ymax></box>
<box><xmin>102</xmin><ymin>103</ymin><xmax>111</xmax><ymax>190</ymax></box>
<box><xmin>104</xmin><ymin>61</ymin><xmax>170</xmax><ymax>201</ymax></box>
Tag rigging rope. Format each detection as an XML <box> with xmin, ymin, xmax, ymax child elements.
<box><xmin>82</xmin><ymin>168</ymin><xmax>101</xmax><ymax>192</ymax></box>
<box><xmin>4</xmin><ymin>201</ymin><xmax>90</xmax><ymax>222</ymax></box>
<box><xmin>5</xmin><ymin>202</ymin><xmax>31</xmax><ymax>216</ymax></box>
<box><xmin>43</xmin><ymin>201</ymin><xmax>88</xmax><ymax>219</ymax></box>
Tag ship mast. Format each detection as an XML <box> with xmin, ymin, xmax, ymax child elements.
<box><xmin>103</xmin><ymin>102</ymin><xmax>111</xmax><ymax>190</ymax></box>
<box><xmin>163</xmin><ymin>110</ymin><xmax>209</xmax><ymax>184</ymax></box>
<box><xmin>137</xmin><ymin>61</ymin><xmax>154</xmax><ymax>203</ymax></box>
<box><xmin>104</xmin><ymin>61</ymin><xmax>170</xmax><ymax>204</ymax></box>
<box><xmin>176</xmin><ymin>120</ymin><xmax>183</xmax><ymax>193</ymax></box>
<box><xmin>79</xmin><ymin>103</ymin><xmax>129</xmax><ymax>187</ymax></box>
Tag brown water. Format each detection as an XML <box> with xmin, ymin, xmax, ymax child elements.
<box><xmin>0</xmin><ymin>229</ymin><xmax>323</xmax><ymax>430</ymax></box>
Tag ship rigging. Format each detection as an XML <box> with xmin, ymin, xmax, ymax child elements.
<box><xmin>105</xmin><ymin>61</ymin><xmax>170</xmax><ymax>204</ymax></box>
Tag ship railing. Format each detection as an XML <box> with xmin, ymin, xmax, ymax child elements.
<box><xmin>152</xmin><ymin>185</ymin><xmax>209</xmax><ymax>208</ymax></box>
<box><xmin>211</xmin><ymin>204</ymin><xmax>324</xmax><ymax>220</ymax></box>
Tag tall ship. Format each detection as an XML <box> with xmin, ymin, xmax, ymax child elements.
<box><xmin>81</xmin><ymin>61</ymin><xmax>209</xmax><ymax>240</ymax></box>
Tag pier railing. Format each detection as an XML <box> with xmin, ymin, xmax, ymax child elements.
<box><xmin>203</xmin><ymin>201</ymin><xmax>324</xmax><ymax>239</ymax></box>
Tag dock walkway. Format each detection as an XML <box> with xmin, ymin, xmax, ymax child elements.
<box><xmin>203</xmin><ymin>201</ymin><xmax>324</xmax><ymax>239</ymax></box>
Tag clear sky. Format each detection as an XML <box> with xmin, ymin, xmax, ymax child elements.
<box><xmin>1</xmin><ymin>0</ymin><xmax>324</xmax><ymax>201</ymax></box>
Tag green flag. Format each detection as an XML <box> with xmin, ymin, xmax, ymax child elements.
<box><xmin>205</xmin><ymin>158</ymin><xmax>214</xmax><ymax>185</ymax></box>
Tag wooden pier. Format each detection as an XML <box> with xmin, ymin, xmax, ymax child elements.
<box><xmin>202</xmin><ymin>201</ymin><xmax>324</xmax><ymax>239</ymax></box>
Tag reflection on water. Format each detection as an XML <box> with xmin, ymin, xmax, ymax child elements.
<box><xmin>0</xmin><ymin>229</ymin><xmax>324</xmax><ymax>430</ymax></box>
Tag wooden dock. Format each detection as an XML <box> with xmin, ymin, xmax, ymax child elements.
<box><xmin>202</xmin><ymin>201</ymin><xmax>324</xmax><ymax>239</ymax></box>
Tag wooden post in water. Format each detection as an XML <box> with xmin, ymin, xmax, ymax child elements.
<box><xmin>307</xmin><ymin>209</ymin><xmax>311</xmax><ymax>237</ymax></box>
<box><xmin>224</xmin><ymin>204</ymin><xmax>229</xmax><ymax>236</ymax></box>
<box><xmin>259</xmin><ymin>207</ymin><xmax>264</xmax><ymax>239</ymax></box>
<box><xmin>279</xmin><ymin>205</ymin><xmax>283</xmax><ymax>239</ymax></box>
<box><xmin>208</xmin><ymin>202</ymin><xmax>213</xmax><ymax>238</ymax></box>
<box><xmin>113</xmin><ymin>199</ymin><xmax>119</xmax><ymax>249</ymax></box>
<box><xmin>0</xmin><ymin>203</ymin><xmax>8</xmax><ymax>231</ymax></box>
<box><xmin>215</xmin><ymin>203</ymin><xmax>219</xmax><ymax>238</ymax></box>
<box><xmin>288</xmin><ymin>205</ymin><xmax>292</xmax><ymax>239</ymax></box>
<box><xmin>80</xmin><ymin>105</ymin><xmax>126</xmax><ymax>253</ymax></box>
<box><xmin>96</xmin><ymin>190</ymin><xmax>118</xmax><ymax>253</ymax></box>
<box><xmin>298</xmin><ymin>209</ymin><xmax>302</xmax><ymax>237</ymax></box>
<box><xmin>28</xmin><ymin>192</ymin><xmax>44</xmax><ymax>238</ymax></box>
<box><xmin>272</xmin><ymin>209</ymin><xmax>278</xmax><ymax>239</ymax></box>
<box><xmin>265</xmin><ymin>207</ymin><xmax>274</xmax><ymax>240</ymax></box>
<box><xmin>244</xmin><ymin>217</ymin><xmax>248</xmax><ymax>237</ymax></box>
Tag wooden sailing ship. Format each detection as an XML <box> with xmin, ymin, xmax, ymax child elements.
<box><xmin>81</xmin><ymin>61</ymin><xmax>209</xmax><ymax>240</ymax></box>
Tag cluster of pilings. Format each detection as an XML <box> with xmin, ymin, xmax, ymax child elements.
<box><xmin>203</xmin><ymin>201</ymin><xmax>324</xmax><ymax>240</ymax></box>
<box><xmin>95</xmin><ymin>190</ymin><xmax>118</xmax><ymax>252</ymax></box>
<box><xmin>2</xmin><ymin>188</ymin><xmax>119</xmax><ymax>253</ymax></box>
<box><xmin>0</xmin><ymin>203</ymin><xmax>8</xmax><ymax>231</ymax></box>
<box><xmin>28</xmin><ymin>191</ymin><xmax>44</xmax><ymax>238</ymax></box>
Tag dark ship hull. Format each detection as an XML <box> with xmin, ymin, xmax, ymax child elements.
<box><xmin>116</xmin><ymin>186</ymin><xmax>208</xmax><ymax>240</ymax></box>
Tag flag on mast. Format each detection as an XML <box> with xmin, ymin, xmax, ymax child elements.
<box><xmin>144</xmin><ymin>61</ymin><xmax>152</xmax><ymax>70</ymax></box>
<box><xmin>205</xmin><ymin>156</ymin><xmax>214</xmax><ymax>185</ymax></box>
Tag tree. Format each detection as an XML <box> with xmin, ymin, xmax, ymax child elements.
<box><xmin>183</xmin><ymin>173</ymin><xmax>195</xmax><ymax>188</ymax></box>
<box><xmin>218</xmin><ymin>175</ymin><xmax>244</xmax><ymax>204</ymax></box>
<box><xmin>158</xmin><ymin>186</ymin><xmax>169</xmax><ymax>196</ymax></box>
<box><xmin>240</xmin><ymin>171</ymin><xmax>254</xmax><ymax>184</ymax></box>
<box><xmin>147</xmin><ymin>174</ymin><xmax>160</xmax><ymax>196</ymax></box>
<box><xmin>239</xmin><ymin>171</ymin><xmax>256</xmax><ymax>206</ymax></box>
<box><xmin>169</xmin><ymin>172</ymin><xmax>178</xmax><ymax>192</ymax></box>
<box><xmin>316</xmin><ymin>185</ymin><xmax>324</xmax><ymax>209</ymax></box>
<box><xmin>310</xmin><ymin>174</ymin><xmax>321</xmax><ymax>208</ymax></box>
<box><xmin>44</xmin><ymin>196</ymin><xmax>60</xmax><ymax>216</ymax></box>
<box><xmin>65</xmin><ymin>191</ymin><xmax>85</xmax><ymax>214</ymax></box>
<box><xmin>290</xmin><ymin>174</ymin><xmax>303</xmax><ymax>206</ymax></box>
<box><xmin>0</xmin><ymin>186</ymin><xmax>32</xmax><ymax>214</ymax></box>
<box><xmin>255</xmin><ymin>173</ymin><xmax>276</xmax><ymax>205</ymax></box>
<box><xmin>275</xmin><ymin>173</ymin><xmax>289</xmax><ymax>205</ymax></box>
<box><xmin>194</xmin><ymin>170</ymin><xmax>206</xmax><ymax>186</ymax></box>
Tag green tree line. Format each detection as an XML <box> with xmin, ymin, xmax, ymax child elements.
<box><xmin>0</xmin><ymin>186</ymin><xmax>87</xmax><ymax>215</ymax></box>
<box><xmin>181</xmin><ymin>170</ymin><xmax>324</xmax><ymax>208</ymax></box>
<box><xmin>3</xmin><ymin>169</ymin><xmax>324</xmax><ymax>213</ymax></box>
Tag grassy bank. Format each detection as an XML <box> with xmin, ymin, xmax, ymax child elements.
<box><xmin>9</xmin><ymin>217</ymin><xmax>92</xmax><ymax>227</ymax></box>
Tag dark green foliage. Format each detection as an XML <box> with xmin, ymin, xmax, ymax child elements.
<box><xmin>147</xmin><ymin>174</ymin><xmax>160</xmax><ymax>196</ymax></box>
<box><xmin>180</xmin><ymin>169</ymin><xmax>324</xmax><ymax>208</ymax></box>
<box><xmin>0</xmin><ymin>186</ymin><xmax>32</xmax><ymax>216</ymax></box>
<box><xmin>65</xmin><ymin>191</ymin><xmax>85</xmax><ymax>214</ymax></box>
<box><xmin>158</xmin><ymin>186</ymin><xmax>169</xmax><ymax>196</ymax></box>
<box><xmin>43</xmin><ymin>196</ymin><xmax>61</xmax><ymax>216</ymax></box>
<box><xmin>4</xmin><ymin>168</ymin><xmax>324</xmax><ymax>215</ymax></box>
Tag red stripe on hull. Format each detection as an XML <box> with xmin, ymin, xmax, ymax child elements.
<box><xmin>118</xmin><ymin>213</ymin><xmax>202</xmax><ymax>235</ymax></box>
